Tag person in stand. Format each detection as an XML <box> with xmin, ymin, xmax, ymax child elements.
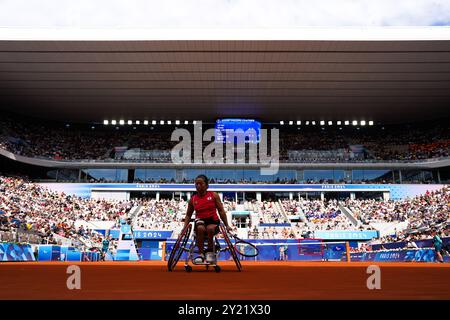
<box><xmin>279</xmin><ymin>244</ymin><xmax>288</xmax><ymax>261</ymax></box>
<box><xmin>101</xmin><ymin>235</ymin><xmax>111</xmax><ymax>261</ymax></box>
<box><xmin>432</xmin><ymin>229</ymin><xmax>444</xmax><ymax>263</ymax></box>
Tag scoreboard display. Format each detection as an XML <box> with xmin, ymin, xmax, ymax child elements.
<box><xmin>215</xmin><ymin>118</ymin><xmax>261</xmax><ymax>143</ymax></box>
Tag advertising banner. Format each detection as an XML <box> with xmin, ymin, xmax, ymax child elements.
<box><xmin>314</xmin><ymin>230</ymin><xmax>379</xmax><ymax>240</ymax></box>
<box><xmin>0</xmin><ymin>243</ymin><xmax>35</xmax><ymax>261</ymax></box>
<box><xmin>350</xmin><ymin>249</ymin><xmax>449</xmax><ymax>262</ymax></box>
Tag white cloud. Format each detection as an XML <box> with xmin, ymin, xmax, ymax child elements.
<box><xmin>0</xmin><ymin>0</ymin><xmax>450</xmax><ymax>28</ymax></box>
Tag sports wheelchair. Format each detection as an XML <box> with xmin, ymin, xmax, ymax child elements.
<box><xmin>167</xmin><ymin>221</ymin><xmax>242</xmax><ymax>272</ymax></box>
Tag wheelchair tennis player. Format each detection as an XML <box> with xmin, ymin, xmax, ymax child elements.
<box><xmin>183</xmin><ymin>174</ymin><xmax>233</xmax><ymax>264</ymax></box>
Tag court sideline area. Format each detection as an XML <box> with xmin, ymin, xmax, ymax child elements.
<box><xmin>0</xmin><ymin>261</ymin><xmax>449</xmax><ymax>300</ymax></box>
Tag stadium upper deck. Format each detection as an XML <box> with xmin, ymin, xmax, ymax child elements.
<box><xmin>0</xmin><ymin>34</ymin><xmax>449</xmax><ymax>184</ymax></box>
<box><xmin>0</xmin><ymin>113</ymin><xmax>449</xmax><ymax>184</ymax></box>
<box><xmin>0</xmin><ymin>113</ymin><xmax>449</xmax><ymax>162</ymax></box>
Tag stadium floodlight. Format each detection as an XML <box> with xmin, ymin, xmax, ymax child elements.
<box><xmin>167</xmin><ymin>120</ymin><xmax>172</xmax><ymax>125</ymax></box>
<box><xmin>344</xmin><ymin>121</ymin><xmax>350</xmax><ymax>126</ymax></box>
<box><xmin>369</xmin><ymin>121</ymin><xmax>374</xmax><ymax>126</ymax></box>
<box><xmin>184</xmin><ymin>120</ymin><xmax>189</xmax><ymax>125</ymax></box>
<box><xmin>360</xmin><ymin>120</ymin><xmax>366</xmax><ymax>126</ymax></box>
<box><xmin>305</xmin><ymin>121</ymin><xmax>309</xmax><ymax>125</ymax></box>
<box><xmin>193</xmin><ymin>120</ymin><xmax>197</xmax><ymax>125</ymax></box>
<box><xmin>279</xmin><ymin>121</ymin><xmax>284</xmax><ymax>125</ymax></box>
<box><xmin>135</xmin><ymin>120</ymin><xmax>140</xmax><ymax>125</ymax></box>
<box><xmin>320</xmin><ymin>121</ymin><xmax>325</xmax><ymax>126</ymax></box>
<box><xmin>175</xmin><ymin>120</ymin><xmax>180</xmax><ymax>125</ymax></box>
<box><xmin>144</xmin><ymin>120</ymin><xmax>149</xmax><ymax>125</ymax></box>
<box><xmin>111</xmin><ymin>120</ymin><xmax>117</xmax><ymax>125</ymax></box>
<box><xmin>352</xmin><ymin>120</ymin><xmax>358</xmax><ymax>126</ymax></box>
<box><xmin>296</xmin><ymin>120</ymin><xmax>301</xmax><ymax>125</ymax></box>
<box><xmin>103</xmin><ymin>120</ymin><xmax>109</xmax><ymax>125</ymax></box>
<box><xmin>127</xmin><ymin>120</ymin><xmax>133</xmax><ymax>125</ymax></box>
<box><xmin>337</xmin><ymin>121</ymin><xmax>342</xmax><ymax>125</ymax></box>
<box><xmin>160</xmin><ymin>120</ymin><xmax>165</xmax><ymax>125</ymax></box>
<box><xmin>119</xmin><ymin>120</ymin><xmax>125</xmax><ymax>125</ymax></box>
<box><xmin>289</xmin><ymin>121</ymin><xmax>293</xmax><ymax>125</ymax></box>
<box><xmin>328</xmin><ymin>121</ymin><xmax>333</xmax><ymax>125</ymax></box>
<box><xmin>152</xmin><ymin>120</ymin><xmax>157</xmax><ymax>125</ymax></box>
<box><xmin>311</xmin><ymin>121</ymin><xmax>316</xmax><ymax>125</ymax></box>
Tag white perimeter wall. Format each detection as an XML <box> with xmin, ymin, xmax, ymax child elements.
<box><xmin>91</xmin><ymin>190</ymin><xmax>130</xmax><ymax>201</ymax></box>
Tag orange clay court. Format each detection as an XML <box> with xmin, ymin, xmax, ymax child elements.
<box><xmin>0</xmin><ymin>261</ymin><xmax>449</xmax><ymax>300</ymax></box>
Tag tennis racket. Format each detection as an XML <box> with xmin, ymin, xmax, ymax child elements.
<box><xmin>230</xmin><ymin>234</ymin><xmax>259</xmax><ymax>258</ymax></box>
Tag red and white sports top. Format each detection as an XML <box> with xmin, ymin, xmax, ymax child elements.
<box><xmin>191</xmin><ymin>191</ymin><xmax>219</xmax><ymax>221</ymax></box>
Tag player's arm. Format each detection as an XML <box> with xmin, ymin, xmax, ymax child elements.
<box><xmin>213</xmin><ymin>192</ymin><xmax>232</xmax><ymax>231</ymax></box>
<box><xmin>184</xmin><ymin>198</ymin><xmax>194</xmax><ymax>228</ymax></box>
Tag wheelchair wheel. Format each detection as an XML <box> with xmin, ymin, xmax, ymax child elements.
<box><xmin>219</xmin><ymin>224</ymin><xmax>241</xmax><ymax>271</ymax></box>
<box><xmin>168</xmin><ymin>224</ymin><xmax>192</xmax><ymax>271</ymax></box>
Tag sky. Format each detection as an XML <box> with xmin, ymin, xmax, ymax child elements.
<box><xmin>0</xmin><ymin>0</ymin><xmax>450</xmax><ymax>28</ymax></box>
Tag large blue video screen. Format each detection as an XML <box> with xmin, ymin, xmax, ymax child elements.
<box><xmin>215</xmin><ymin>119</ymin><xmax>261</xmax><ymax>143</ymax></box>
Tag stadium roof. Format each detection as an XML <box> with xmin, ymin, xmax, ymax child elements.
<box><xmin>1</xmin><ymin>27</ymin><xmax>450</xmax><ymax>124</ymax></box>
